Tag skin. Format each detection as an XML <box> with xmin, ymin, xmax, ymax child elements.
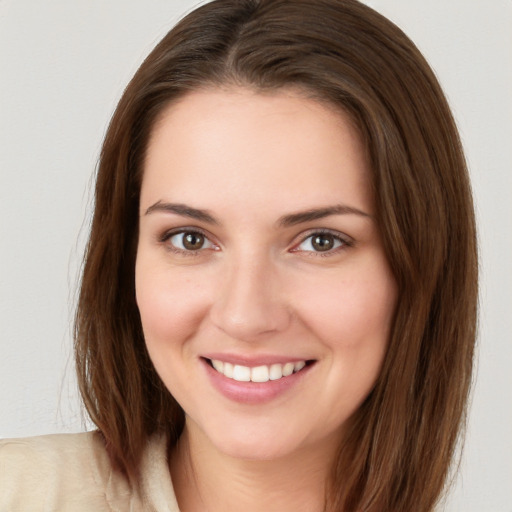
<box><xmin>135</xmin><ymin>88</ymin><xmax>398</xmax><ymax>512</ymax></box>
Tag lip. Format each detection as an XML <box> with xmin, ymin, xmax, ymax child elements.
<box><xmin>201</xmin><ymin>356</ymin><xmax>315</xmax><ymax>405</ymax></box>
<box><xmin>202</xmin><ymin>352</ymin><xmax>310</xmax><ymax>367</ymax></box>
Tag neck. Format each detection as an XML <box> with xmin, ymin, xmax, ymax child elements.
<box><xmin>170</xmin><ymin>420</ymin><xmax>336</xmax><ymax>512</ymax></box>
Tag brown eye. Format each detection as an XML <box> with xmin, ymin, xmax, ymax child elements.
<box><xmin>168</xmin><ymin>231</ymin><xmax>215</xmax><ymax>252</ymax></box>
<box><xmin>294</xmin><ymin>232</ymin><xmax>347</xmax><ymax>254</ymax></box>
<box><xmin>311</xmin><ymin>234</ymin><xmax>335</xmax><ymax>251</ymax></box>
<box><xmin>182</xmin><ymin>232</ymin><xmax>204</xmax><ymax>250</ymax></box>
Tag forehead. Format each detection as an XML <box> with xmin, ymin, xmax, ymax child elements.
<box><xmin>141</xmin><ymin>88</ymin><xmax>373</xmax><ymax>217</ymax></box>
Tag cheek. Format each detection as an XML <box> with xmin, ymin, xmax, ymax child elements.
<box><xmin>134</xmin><ymin>261</ymin><xmax>216</xmax><ymax>402</ymax></box>
<box><xmin>291</xmin><ymin>258</ymin><xmax>397</xmax><ymax>364</ymax></box>
<box><xmin>292</xmin><ymin>262</ymin><xmax>396</xmax><ymax>421</ymax></box>
<box><xmin>299</xmin><ymin>268</ymin><xmax>397</xmax><ymax>348</ymax></box>
<box><xmin>135</xmin><ymin>262</ymin><xmax>211</xmax><ymax>350</ymax></box>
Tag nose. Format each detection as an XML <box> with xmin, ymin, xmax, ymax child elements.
<box><xmin>209</xmin><ymin>252</ymin><xmax>291</xmax><ymax>342</ymax></box>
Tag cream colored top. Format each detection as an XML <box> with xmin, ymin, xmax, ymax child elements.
<box><xmin>0</xmin><ymin>431</ymin><xmax>180</xmax><ymax>511</ymax></box>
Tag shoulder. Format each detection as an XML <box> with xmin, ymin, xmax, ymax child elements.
<box><xmin>0</xmin><ymin>431</ymin><xmax>132</xmax><ymax>511</ymax></box>
<box><xmin>0</xmin><ymin>430</ymin><xmax>107</xmax><ymax>469</ymax></box>
<box><xmin>0</xmin><ymin>431</ymin><xmax>180</xmax><ymax>512</ymax></box>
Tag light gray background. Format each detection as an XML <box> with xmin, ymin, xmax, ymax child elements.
<box><xmin>1</xmin><ymin>1</ymin><xmax>510</xmax><ymax>510</ymax></box>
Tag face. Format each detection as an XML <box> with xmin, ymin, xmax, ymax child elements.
<box><xmin>136</xmin><ymin>88</ymin><xmax>397</xmax><ymax>462</ymax></box>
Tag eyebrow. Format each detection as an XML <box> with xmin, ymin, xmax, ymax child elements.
<box><xmin>277</xmin><ymin>204</ymin><xmax>371</xmax><ymax>227</ymax></box>
<box><xmin>144</xmin><ymin>201</ymin><xmax>371</xmax><ymax>227</ymax></box>
<box><xmin>144</xmin><ymin>201</ymin><xmax>219</xmax><ymax>224</ymax></box>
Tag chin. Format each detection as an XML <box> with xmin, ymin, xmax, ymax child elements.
<box><xmin>193</xmin><ymin>413</ymin><xmax>322</xmax><ymax>462</ymax></box>
<box><xmin>214</xmin><ymin>434</ymin><xmax>299</xmax><ymax>461</ymax></box>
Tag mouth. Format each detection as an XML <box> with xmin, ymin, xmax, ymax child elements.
<box><xmin>204</xmin><ymin>358</ymin><xmax>314</xmax><ymax>383</ymax></box>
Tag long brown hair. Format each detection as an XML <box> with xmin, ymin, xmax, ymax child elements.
<box><xmin>75</xmin><ymin>1</ymin><xmax>478</xmax><ymax>510</ymax></box>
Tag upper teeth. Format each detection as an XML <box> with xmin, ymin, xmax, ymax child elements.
<box><xmin>211</xmin><ymin>360</ymin><xmax>306</xmax><ymax>383</ymax></box>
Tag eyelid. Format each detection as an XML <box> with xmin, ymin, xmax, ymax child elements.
<box><xmin>159</xmin><ymin>226</ymin><xmax>219</xmax><ymax>254</ymax></box>
<box><xmin>290</xmin><ymin>228</ymin><xmax>354</xmax><ymax>254</ymax></box>
<box><xmin>157</xmin><ymin>226</ymin><xmax>352</xmax><ymax>256</ymax></box>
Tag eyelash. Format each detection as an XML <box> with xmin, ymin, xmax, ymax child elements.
<box><xmin>159</xmin><ymin>228</ymin><xmax>353</xmax><ymax>257</ymax></box>
<box><xmin>292</xmin><ymin>229</ymin><xmax>354</xmax><ymax>257</ymax></box>
<box><xmin>159</xmin><ymin>227</ymin><xmax>217</xmax><ymax>256</ymax></box>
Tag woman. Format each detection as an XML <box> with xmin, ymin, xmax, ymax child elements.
<box><xmin>0</xmin><ymin>1</ymin><xmax>477</xmax><ymax>511</ymax></box>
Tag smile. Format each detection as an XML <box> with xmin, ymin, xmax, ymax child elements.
<box><xmin>209</xmin><ymin>359</ymin><xmax>308</xmax><ymax>383</ymax></box>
